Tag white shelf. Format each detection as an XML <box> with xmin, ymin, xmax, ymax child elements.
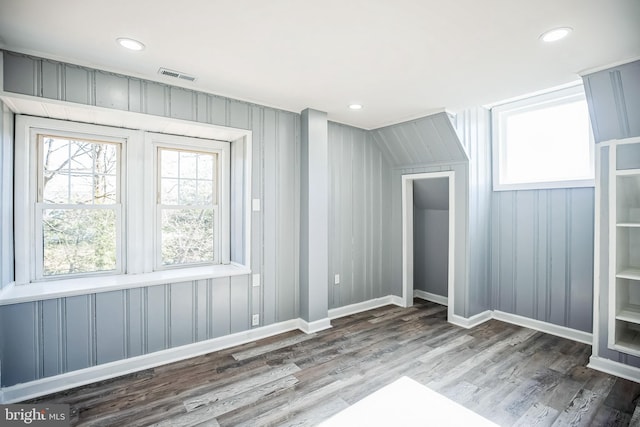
<box><xmin>617</xmin><ymin>304</ymin><xmax>640</xmax><ymax>324</ymax></box>
<box><xmin>614</xmin><ymin>327</ymin><xmax>640</xmax><ymax>356</ymax></box>
<box><xmin>617</xmin><ymin>223</ymin><xmax>640</xmax><ymax>228</ymax></box>
<box><xmin>617</xmin><ymin>268</ymin><xmax>640</xmax><ymax>280</ymax></box>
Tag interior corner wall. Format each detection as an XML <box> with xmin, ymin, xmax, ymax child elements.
<box><xmin>327</xmin><ymin>122</ymin><xmax>393</xmax><ymax>309</ymax></box>
<box><xmin>0</xmin><ymin>51</ymin><xmax>301</xmax><ymax>388</ymax></box>
<box><xmin>455</xmin><ymin>108</ymin><xmax>492</xmax><ymax>316</ymax></box>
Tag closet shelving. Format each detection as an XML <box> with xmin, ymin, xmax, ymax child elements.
<box><xmin>610</xmin><ymin>145</ymin><xmax>640</xmax><ymax>356</ymax></box>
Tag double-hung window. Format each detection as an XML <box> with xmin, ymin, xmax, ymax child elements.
<box><xmin>37</xmin><ymin>133</ymin><xmax>123</xmax><ymax>278</ymax></box>
<box><xmin>157</xmin><ymin>147</ymin><xmax>219</xmax><ymax>267</ymax></box>
<box><xmin>14</xmin><ymin>116</ymin><xmax>231</xmax><ymax>286</ymax></box>
<box><xmin>492</xmin><ymin>84</ymin><xmax>594</xmax><ymax>191</ymax></box>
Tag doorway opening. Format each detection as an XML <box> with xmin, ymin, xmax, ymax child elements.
<box><xmin>401</xmin><ymin>171</ymin><xmax>455</xmax><ymax>321</ymax></box>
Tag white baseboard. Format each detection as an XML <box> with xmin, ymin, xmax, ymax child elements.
<box><xmin>449</xmin><ymin>310</ymin><xmax>493</xmax><ymax>329</ymax></box>
<box><xmin>328</xmin><ymin>296</ymin><xmax>401</xmax><ymax>320</ymax></box>
<box><xmin>0</xmin><ymin>319</ymin><xmax>302</xmax><ymax>404</ymax></box>
<box><xmin>413</xmin><ymin>290</ymin><xmax>448</xmax><ymax>306</ymax></box>
<box><xmin>492</xmin><ymin>311</ymin><xmax>592</xmax><ymax>345</ymax></box>
<box><xmin>298</xmin><ymin>318</ymin><xmax>332</xmax><ymax>334</ymax></box>
<box><xmin>588</xmin><ymin>355</ymin><xmax>640</xmax><ymax>383</ymax></box>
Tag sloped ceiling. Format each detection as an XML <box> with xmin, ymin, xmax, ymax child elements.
<box><xmin>369</xmin><ymin>112</ymin><xmax>466</xmax><ymax>168</ymax></box>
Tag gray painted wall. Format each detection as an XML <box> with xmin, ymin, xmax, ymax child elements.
<box><xmin>584</xmin><ymin>60</ymin><xmax>640</xmax><ymax>143</ymax></box>
<box><xmin>328</xmin><ymin>122</ymin><xmax>393</xmax><ymax>309</ymax></box>
<box><xmin>0</xmin><ymin>51</ymin><xmax>301</xmax><ymax>387</ymax></box>
<box><xmin>413</xmin><ymin>207</ymin><xmax>448</xmax><ymax>297</ymax></box>
<box><xmin>491</xmin><ymin>188</ymin><xmax>594</xmax><ymax>333</ymax></box>
<box><xmin>455</xmin><ymin>108</ymin><xmax>492</xmax><ymax>317</ymax></box>
<box><xmin>300</xmin><ymin>109</ymin><xmax>329</xmax><ymax>322</ymax></box>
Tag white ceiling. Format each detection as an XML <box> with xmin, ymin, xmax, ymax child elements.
<box><xmin>0</xmin><ymin>0</ymin><xmax>638</xmax><ymax>129</ymax></box>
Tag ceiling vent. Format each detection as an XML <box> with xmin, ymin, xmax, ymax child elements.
<box><xmin>158</xmin><ymin>68</ymin><xmax>197</xmax><ymax>82</ymax></box>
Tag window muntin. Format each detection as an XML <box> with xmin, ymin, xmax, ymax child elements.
<box><xmin>157</xmin><ymin>148</ymin><xmax>219</xmax><ymax>267</ymax></box>
<box><xmin>36</xmin><ymin>134</ymin><xmax>122</xmax><ymax>278</ymax></box>
<box><xmin>492</xmin><ymin>85</ymin><xmax>595</xmax><ymax>191</ymax></box>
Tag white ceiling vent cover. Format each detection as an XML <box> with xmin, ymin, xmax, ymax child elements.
<box><xmin>158</xmin><ymin>68</ymin><xmax>197</xmax><ymax>82</ymax></box>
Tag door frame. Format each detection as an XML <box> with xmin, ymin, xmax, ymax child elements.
<box><xmin>401</xmin><ymin>171</ymin><xmax>455</xmax><ymax>321</ymax></box>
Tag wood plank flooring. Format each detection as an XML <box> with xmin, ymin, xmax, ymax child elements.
<box><xmin>27</xmin><ymin>300</ymin><xmax>640</xmax><ymax>426</ymax></box>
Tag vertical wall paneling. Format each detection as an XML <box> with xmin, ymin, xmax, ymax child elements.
<box><xmin>145</xmin><ymin>285</ymin><xmax>167</xmax><ymax>353</ymax></box>
<box><xmin>250</xmin><ymin>105</ymin><xmax>263</xmax><ymax>324</ymax></box>
<box><xmin>40</xmin><ymin>299</ymin><xmax>64</xmax><ymax>378</ymax></box>
<box><xmin>276</xmin><ymin>112</ymin><xmax>298</xmax><ymax>321</ymax></box>
<box><xmin>327</xmin><ymin>123</ymin><xmax>392</xmax><ymax>309</ymax></box>
<box><xmin>456</xmin><ymin>108</ymin><xmax>492</xmax><ymax>316</ymax></box>
<box><xmin>0</xmin><ymin>303</ymin><xmax>38</xmax><ymax>386</ymax></box>
<box><xmin>63</xmin><ymin>64</ymin><xmax>91</xmax><ymax>105</ymax></box>
<box><xmin>95</xmin><ymin>71</ymin><xmax>129</xmax><ymax>111</ymax></box>
<box><xmin>491</xmin><ymin>188</ymin><xmax>594</xmax><ymax>333</ymax></box>
<box><xmin>94</xmin><ymin>291</ymin><xmax>126</xmax><ymax>364</ymax></box>
<box><xmin>126</xmin><ymin>288</ymin><xmax>144</xmax><ymax>358</ymax></box>
<box><xmin>169</xmin><ymin>87</ymin><xmax>196</xmax><ymax>121</ymax></box>
<box><xmin>64</xmin><ymin>295</ymin><xmax>92</xmax><ymax>373</ymax></box>
<box><xmin>262</xmin><ymin>108</ymin><xmax>278</xmax><ymax>325</ymax></box>
<box><xmin>212</xmin><ymin>277</ymin><xmax>231</xmax><ymax>338</ymax></box>
<box><xmin>2</xmin><ymin>52</ymin><xmax>38</xmax><ymax>96</ymax></box>
<box><xmin>169</xmin><ymin>282</ymin><xmax>195</xmax><ymax>348</ymax></box>
<box><xmin>230</xmin><ymin>275</ymin><xmax>250</xmax><ymax>333</ymax></box>
<box><xmin>583</xmin><ymin>60</ymin><xmax>640</xmax><ymax>142</ymax></box>
<box><xmin>196</xmin><ymin>280</ymin><xmax>209</xmax><ymax>341</ymax></box>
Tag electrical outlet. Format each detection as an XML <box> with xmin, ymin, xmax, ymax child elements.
<box><xmin>252</xmin><ymin>314</ymin><xmax>260</xmax><ymax>326</ymax></box>
<box><xmin>252</xmin><ymin>274</ymin><xmax>260</xmax><ymax>287</ymax></box>
<box><xmin>252</xmin><ymin>199</ymin><xmax>261</xmax><ymax>211</ymax></box>
<box><xmin>334</xmin><ymin>274</ymin><xmax>340</xmax><ymax>284</ymax></box>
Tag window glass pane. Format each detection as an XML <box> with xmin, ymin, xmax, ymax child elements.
<box><xmin>179</xmin><ymin>179</ymin><xmax>197</xmax><ymax>205</ymax></box>
<box><xmin>161</xmin><ymin>178</ymin><xmax>179</xmax><ymax>205</ymax></box>
<box><xmin>180</xmin><ymin>151</ymin><xmax>198</xmax><ymax>179</ymax></box>
<box><xmin>161</xmin><ymin>150</ymin><xmax>179</xmax><ymax>178</ymax></box>
<box><xmin>502</xmin><ymin>99</ymin><xmax>591</xmax><ymax>185</ymax></box>
<box><xmin>161</xmin><ymin>208</ymin><xmax>214</xmax><ymax>265</ymax></box>
<box><xmin>197</xmin><ymin>181</ymin><xmax>213</xmax><ymax>204</ymax></box>
<box><xmin>198</xmin><ymin>154</ymin><xmax>214</xmax><ymax>180</ymax></box>
<box><xmin>42</xmin><ymin>136</ymin><xmax>119</xmax><ymax>205</ymax></box>
<box><xmin>42</xmin><ymin>208</ymin><xmax>117</xmax><ymax>276</ymax></box>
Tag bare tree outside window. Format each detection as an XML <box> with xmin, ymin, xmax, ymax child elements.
<box><xmin>158</xmin><ymin>148</ymin><xmax>217</xmax><ymax>266</ymax></box>
<box><xmin>39</xmin><ymin>136</ymin><xmax>119</xmax><ymax>276</ymax></box>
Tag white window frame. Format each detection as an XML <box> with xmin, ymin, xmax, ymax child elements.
<box><xmin>34</xmin><ymin>132</ymin><xmax>124</xmax><ymax>280</ymax></box>
<box><xmin>492</xmin><ymin>84</ymin><xmax>595</xmax><ymax>191</ymax></box>
<box><xmin>14</xmin><ymin>116</ymin><xmax>231</xmax><ymax>286</ymax></box>
<box><xmin>146</xmin><ymin>132</ymin><xmax>230</xmax><ymax>270</ymax></box>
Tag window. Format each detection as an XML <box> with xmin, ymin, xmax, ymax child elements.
<box><xmin>14</xmin><ymin>116</ymin><xmax>231</xmax><ymax>285</ymax></box>
<box><xmin>157</xmin><ymin>148</ymin><xmax>218</xmax><ymax>267</ymax></box>
<box><xmin>37</xmin><ymin>134</ymin><xmax>122</xmax><ymax>278</ymax></box>
<box><xmin>492</xmin><ymin>85</ymin><xmax>594</xmax><ymax>191</ymax></box>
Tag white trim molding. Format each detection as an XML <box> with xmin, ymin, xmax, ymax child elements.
<box><xmin>492</xmin><ymin>311</ymin><xmax>592</xmax><ymax>345</ymax></box>
<box><xmin>413</xmin><ymin>290</ymin><xmax>448</xmax><ymax>306</ymax></box>
<box><xmin>449</xmin><ymin>311</ymin><xmax>493</xmax><ymax>329</ymax></box>
<box><xmin>297</xmin><ymin>318</ymin><xmax>332</xmax><ymax>334</ymax></box>
<box><xmin>328</xmin><ymin>296</ymin><xmax>404</xmax><ymax>320</ymax></box>
<box><xmin>588</xmin><ymin>356</ymin><xmax>640</xmax><ymax>384</ymax></box>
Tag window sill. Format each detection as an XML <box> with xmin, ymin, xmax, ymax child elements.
<box><xmin>0</xmin><ymin>264</ymin><xmax>251</xmax><ymax>306</ymax></box>
<box><xmin>493</xmin><ymin>178</ymin><xmax>595</xmax><ymax>192</ymax></box>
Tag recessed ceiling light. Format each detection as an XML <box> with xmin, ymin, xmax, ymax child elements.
<box><xmin>540</xmin><ymin>27</ymin><xmax>572</xmax><ymax>42</ymax></box>
<box><xmin>349</xmin><ymin>104</ymin><xmax>363</xmax><ymax>110</ymax></box>
<box><xmin>116</xmin><ymin>37</ymin><xmax>145</xmax><ymax>51</ymax></box>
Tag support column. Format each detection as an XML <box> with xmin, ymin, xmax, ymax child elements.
<box><xmin>299</xmin><ymin>108</ymin><xmax>330</xmax><ymax>331</ymax></box>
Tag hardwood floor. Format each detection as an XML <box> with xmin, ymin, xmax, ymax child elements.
<box><xmin>28</xmin><ymin>299</ymin><xmax>640</xmax><ymax>426</ymax></box>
